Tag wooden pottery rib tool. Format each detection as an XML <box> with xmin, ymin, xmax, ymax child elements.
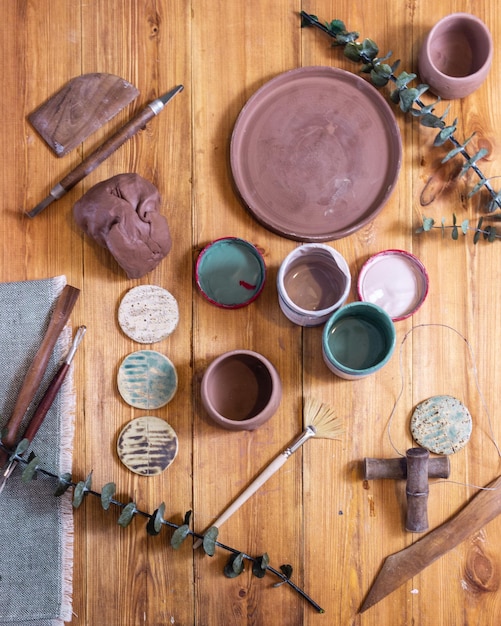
<box><xmin>28</xmin><ymin>73</ymin><xmax>139</xmax><ymax>157</ymax></box>
<box><xmin>0</xmin><ymin>325</ymin><xmax>86</xmax><ymax>494</ymax></box>
<box><xmin>193</xmin><ymin>398</ymin><xmax>344</xmax><ymax>549</ymax></box>
<box><xmin>27</xmin><ymin>84</ymin><xmax>184</xmax><ymax>218</ymax></box>
<box><xmin>0</xmin><ymin>284</ymin><xmax>80</xmax><ymax>468</ymax></box>
<box><xmin>359</xmin><ymin>472</ymin><xmax>501</xmax><ymax>613</ymax></box>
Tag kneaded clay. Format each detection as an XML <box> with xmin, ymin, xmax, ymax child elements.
<box><xmin>73</xmin><ymin>173</ymin><xmax>172</xmax><ymax>279</ymax></box>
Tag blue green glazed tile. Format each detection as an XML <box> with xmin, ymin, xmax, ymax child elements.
<box><xmin>410</xmin><ymin>395</ymin><xmax>472</xmax><ymax>455</ymax></box>
<box><xmin>117</xmin><ymin>350</ymin><xmax>178</xmax><ymax>409</ymax></box>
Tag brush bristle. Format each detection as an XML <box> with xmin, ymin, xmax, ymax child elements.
<box><xmin>304</xmin><ymin>398</ymin><xmax>344</xmax><ymax>439</ymax></box>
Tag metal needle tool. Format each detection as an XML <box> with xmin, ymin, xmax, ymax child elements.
<box><xmin>27</xmin><ymin>84</ymin><xmax>184</xmax><ymax>218</ymax></box>
<box><xmin>0</xmin><ymin>325</ymin><xmax>86</xmax><ymax>495</ymax></box>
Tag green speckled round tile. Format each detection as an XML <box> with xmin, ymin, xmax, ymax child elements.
<box><xmin>410</xmin><ymin>395</ymin><xmax>472</xmax><ymax>455</ymax></box>
<box><xmin>118</xmin><ymin>285</ymin><xmax>179</xmax><ymax>344</ymax></box>
<box><xmin>117</xmin><ymin>350</ymin><xmax>178</xmax><ymax>409</ymax></box>
<box><xmin>117</xmin><ymin>416</ymin><xmax>178</xmax><ymax>476</ymax></box>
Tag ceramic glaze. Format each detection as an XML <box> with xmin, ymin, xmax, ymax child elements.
<box><xmin>326</xmin><ymin>316</ymin><xmax>388</xmax><ymax>370</ymax></box>
<box><xmin>357</xmin><ymin>250</ymin><xmax>429</xmax><ymax>320</ymax></box>
<box><xmin>277</xmin><ymin>243</ymin><xmax>351</xmax><ymax>326</ymax></box>
<box><xmin>196</xmin><ymin>237</ymin><xmax>266</xmax><ymax>308</ymax></box>
<box><xmin>322</xmin><ymin>302</ymin><xmax>396</xmax><ymax>379</ymax></box>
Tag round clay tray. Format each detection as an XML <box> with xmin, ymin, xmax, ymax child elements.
<box><xmin>230</xmin><ymin>66</ymin><xmax>402</xmax><ymax>241</ymax></box>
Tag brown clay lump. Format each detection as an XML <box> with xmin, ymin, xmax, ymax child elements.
<box><xmin>73</xmin><ymin>173</ymin><xmax>172</xmax><ymax>279</ymax></box>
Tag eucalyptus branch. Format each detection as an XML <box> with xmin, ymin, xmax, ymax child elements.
<box><xmin>0</xmin><ymin>439</ymin><xmax>324</xmax><ymax>614</ymax></box>
<box><xmin>416</xmin><ymin>213</ymin><xmax>500</xmax><ymax>242</ymax></box>
<box><xmin>300</xmin><ymin>11</ymin><xmax>501</xmax><ymax>213</ymax></box>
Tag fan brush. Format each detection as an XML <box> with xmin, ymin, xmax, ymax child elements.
<box><xmin>193</xmin><ymin>397</ymin><xmax>344</xmax><ymax>548</ymax></box>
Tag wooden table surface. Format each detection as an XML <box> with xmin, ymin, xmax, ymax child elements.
<box><xmin>2</xmin><ymin>1</ymin><xmax>501</xmax><ymax>624</ymax></box>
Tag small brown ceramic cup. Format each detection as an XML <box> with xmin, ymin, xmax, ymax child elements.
<box><xmin>418</xmin><ymin>13</ymin><xmax>493</xmax><ymax>99</ymax></box>
<box><xmin>200</xmin><ymin>350</ymin><xmax>282</xmax><ymax>431</ymax></box>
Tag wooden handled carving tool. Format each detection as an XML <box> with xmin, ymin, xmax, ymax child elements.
<box><xmin>359</xmin><ymin>472</ymin><xmax>501</xmax><ymax>613</ymax></box>
<box><xmin>0</xmin><ymin>284</ymin><xmax>80</xmax><ymax>468</ymax></box>
<box><xmin>0</xmin><ymin>325</ymin><xmax>86</xmax><ymax>494</ymax></box>
<box><xmin>27</xmin><ymin>84</ymin><xmax>184</xmax><ymax>218</ymax></box>
<box><xmin>193</xmin><ymin>398</ymin><xmax>344</xmax><ymax>549</ymax></box>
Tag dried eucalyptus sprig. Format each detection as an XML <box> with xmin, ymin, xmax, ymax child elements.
<box><xmin>416</xmin><ymin>214</ymin><xmax>500</xmax><ymax>242</ymax></box>
<box><xmin>1</xmin><ymin>439</ymin><xmax>324</xmax><ymax>614</ymax></box>
<box><xmin>300</xmin><ymin>12</ymin><xmax>501</xmax><ymax>214</ymax></box>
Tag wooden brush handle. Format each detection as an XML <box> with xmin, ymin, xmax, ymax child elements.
<box><xmin>0</xmin><ymin>284</ymin><xmax>79</xmax><ymax>465</ymax></box>
<box><xmin>194</xmin><ymin>452</ymin><xmax>289</xmax><ymax>549</ymax></box>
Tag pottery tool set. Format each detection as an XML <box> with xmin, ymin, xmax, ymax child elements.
<box><xmin>0</xmin><ymin>284</ymin><xmax>80</xmax><ymax>469</ymax></box>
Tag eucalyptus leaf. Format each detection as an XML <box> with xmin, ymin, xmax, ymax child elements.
<box><xmin>73</xmin><ymin>480</ymin><xmax>87</xmax><ymax>508</ymax></box>
<box><xmin>54</xmin><ymin>472</ymin><xmax>73</xmax><ymax>497</ymax></box>
<box><xmin>203</xmin><ymin>526</ymin><xmax>219</xmax><ymax>557</ymax></box>
<box><xmin>461</xmin><ymin>220</ymin><xmax>469</xmax><ymax>235</ymax></box>
<box><xmin>146</xmin><ymin>503</ymin><xmax>166</xmax><ymax>536</ymax></box>
<box><xmin>14</xmin><ymin>438</ymin><xmax>30</xmax><ymax>458</ymax></box>
<box><xmin>252</xmin><ymin>553</ymin><xmax>270</xmax><ymax>579</ymax></box>
<box><xmin>434</xmin><ymin>124</ymin><xmax>457</xmax><ymax>146</ymax></box>
<box><xmin>224</xmin><ymin>553</ymin><xmax>245</xmax><ymax>578</ymax></box>
<box><xmin>118</xmin><ymin>502</ymin><xmax>137</xmax><ymax>528</ymax></box>
<box><xmin>460</xmin><ymin>148</ymin><xmax>488</xmax><ymax>177</ymax></box>
<box><xmin>101</xmin><ymin>482</ymin><xmax>116</xmax><ymax>510</ymax></box>
<box><xmin>171</xmin><ymin>524</ymin><xmax>190</xmax><ymax>549</ymax></box>
<box><xmin>343</xmin><ymin>41</ymin><xmax>362</xmax><ymax>62</ymax></box>
<box><xmin>21</xmin><ymin>456</ymin><xmax>39</xmax><ymax>483</ymax></box>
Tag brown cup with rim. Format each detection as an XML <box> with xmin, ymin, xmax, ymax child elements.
<box><xmin>200</xmin><ymin>350</ymin><xmax>282</xmax><ymax>431</ymax></box>
<box><xmin>418</xmin><ymin>13</ymin><xmax>493</xmax><ymax>100</ymax></box>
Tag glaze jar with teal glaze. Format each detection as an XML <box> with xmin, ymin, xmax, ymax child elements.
<box><xmin>322</xmin><ymin>302</ymin><xmax>396</xmax><ymax>379</ymax></box>
<box><xmin>195</xmin><ymin>237</ymin><xmax>266</xmax><ymax>308</ymax></box>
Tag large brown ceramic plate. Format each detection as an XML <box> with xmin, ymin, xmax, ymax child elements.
<box><xmin>230</xmin><ymin>66</ymin><xmax>402</xmax><ymax>241</ymax></box>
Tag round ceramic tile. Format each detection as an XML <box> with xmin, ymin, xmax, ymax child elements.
<box><xmin>117</xmin><ymin>416</ymin><xmax>178</xmax><ymax>476</ymax></box>
<box><xmin>118</xmin><ymin>285</ymin><xmax>179</xmax><ymax>343</ymax></box>
<box><xmin>117</xmin><ymin>350</ymin><xmax>178</xmax><ymax>409</ymax></box>
<box><xmin>410</xmin><ymin>395</ymin><xmax>472</xmax><ymax>455</ymax></box>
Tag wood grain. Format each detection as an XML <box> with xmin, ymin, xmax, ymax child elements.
<box><xmin>1</xmin><ymin>0</ymin><xmax>501</xmax><ymax>624</ymax></box>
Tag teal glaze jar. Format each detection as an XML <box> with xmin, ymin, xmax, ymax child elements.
<box><xmin>322</xmin><ymin>302</ymin><xmax>396</xmax><ymax>379</ymax></box>
<box><xmin>195</xmin><ymin>237</ymin><xmax>266</xmax><ymax>309</ymax></box>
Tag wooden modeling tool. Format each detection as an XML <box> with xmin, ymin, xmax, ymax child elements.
<box><xmin>0</xmin><ymin>325</ymin><xmax>86</xmax><ymax>494</ymax></box>
<box><xmin>28</xmin><ymin>73</ymin><xmax>139</xmax><ymax>157</ymax></box>
<box><xmin>364</xmin><ymin>448</ymin><xmax>451</xmax><ymax>532</ymax></box>
<box><xmin>27</xmin><ymin>84</ymin><xmax>184</xmax><ymax>218</ymax></box>
<box><xmin>359</xmin><ymin>472</ymin><xmax>501</xmax><ymax>613</ymax></box>
<box><xmin>193</xmin><ymin>398</ymin><xmax>344</xmax><ymax>549</ymax></box>
<box><xmin>0</xmin><ymin>284</ymin><xmax>80</xmax><ymax>468</ymax></box>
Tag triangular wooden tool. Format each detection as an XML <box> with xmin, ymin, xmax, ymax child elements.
<box><xmin>28</xmin><ymin>73</ymin><xmax>139</xmax><ymax>157</ymax></box>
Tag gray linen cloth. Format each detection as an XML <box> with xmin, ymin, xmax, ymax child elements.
<box><xmin>0</xmin><ymin>276</ymin><xmax>74</xmax><ymax>625</ymax></box>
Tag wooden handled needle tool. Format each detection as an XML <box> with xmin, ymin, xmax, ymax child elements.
<box><xmin>0</xmin><ymin>325</ymin><xmax>86</xmax><ymax>494</ymax></box>
<box><xmin>27</xmin><ymin>84</ymin><xmax>184</xmax><ymax>218</ymax></box>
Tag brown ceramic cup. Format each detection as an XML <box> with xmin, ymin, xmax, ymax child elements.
<box><xmin>200</xmin><ymin>350</ymin><xmax>282</xmax><ymax>431</ymax></box>
<box><xmin>418</xmin><ymin>13</ymin><xmax>493</xmax><ymax>100</ymax></box>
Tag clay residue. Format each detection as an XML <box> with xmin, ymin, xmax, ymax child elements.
<box><xmin>73</xmin><ymin>173</ymin><xmax>172</xmax><ymax>279</ymax></box>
